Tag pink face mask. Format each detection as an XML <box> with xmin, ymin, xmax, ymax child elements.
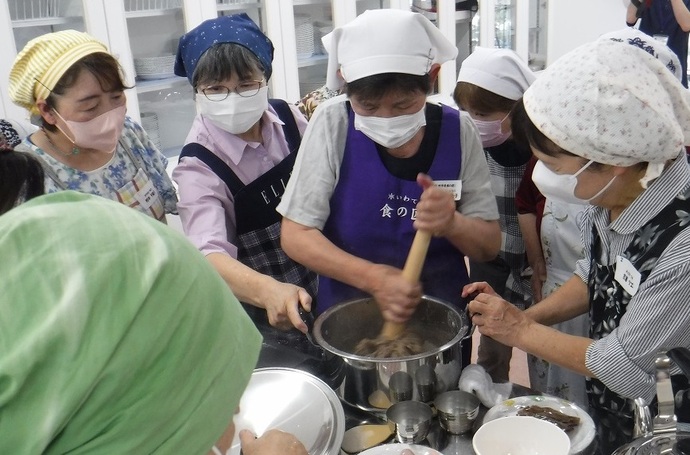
<box><xmin>54</xmin><ymin>104</ymin><xmax>126</xmax><ymax>153</ymax></box>
<box><xmin>472</xmin><ymin>113</ymin><xmax>511</xmax><ymax>148</ymax></box>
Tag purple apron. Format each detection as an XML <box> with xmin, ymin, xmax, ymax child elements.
<box><xmin>318</xmin><ymin>104</ymin><xmax>469</xmax><ymax>313</ymax></box>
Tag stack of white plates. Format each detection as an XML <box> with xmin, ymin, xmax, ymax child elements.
<box><xmin>313</xmin><ymin>20</ymin><xmax>333</xmax><ymax>55</ymax></box>
<box><xmin>8</xmin><ymin>0</ymin><xmax>61</xmax><ymax>20</ymax></box>
<box><xmin>295</xmin><ymin>14</ymin><xmax>315</xmax><ymax>60</ymax></box>
<box><xmin>134</xmin><ymin>55</ymin><xmax>176</xmax><ymax>80</ymax></box>
<box><xmin>140</xmin><ymin>112</ymin><xmax>163</xmax><ymax>152</ymax></box>
<box><xmin>125</xmin><ymin>0</ymin><xmax>182</xmax><ymax>12</ymax></box>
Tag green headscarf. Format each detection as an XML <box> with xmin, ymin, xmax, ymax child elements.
<box><xmin>0</xmin><ymin>191</ymin><xmax>261</xmax><ymax>454</ymax></box>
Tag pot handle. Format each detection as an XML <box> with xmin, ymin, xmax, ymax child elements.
<box><xmin>668</xmin><ymin>347</ymin><xmax>690</xmax><ymax>380</ymax></box>
<box><xmin>653</xmin><ymin>352</ymin><xmax>677</xmax><ymax>434</ymax></box>
<box><xmin>461</xmin><ymin>292</ymin><xmax>479</xmax><ymax>341</ymax></box>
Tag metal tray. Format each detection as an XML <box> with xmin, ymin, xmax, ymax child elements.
<box><xmin>229</xmin><ymin>367</ymin><xmax>345</xmax><ymax>455</ymax></box>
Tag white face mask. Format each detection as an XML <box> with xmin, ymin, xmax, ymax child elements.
<box><xmin>472</xmin><ymin>113</ymin><xmax>511</xmax><ymax>148</ymax></box>
<box><xmin>532</xmin><ymin>159</ymin><xmax>616</xmax><ymax>205</ymax></box>
<box><xmin>354</xmin><ymin>106</ymin><xmax>426</xmax><ymax>149</ymax></box>
<box><xmin>196</xmin><ymin>86</ymin><xmax>269</xmax><ymax>134</ymax></box>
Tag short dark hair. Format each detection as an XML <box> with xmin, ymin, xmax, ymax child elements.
<box><xmin>0</xmin><ymin>149</ymin><xmax>45</xmax><ymax>215</ymax></box>
<box><xmin>344</xmin><ymin>73</ymin><xmax>431</xmax><ymax>101</ymax></box>
<box><xmin>192</xmin><ymin>43</ymin><xmax>264</xmax><ymax>90</ymax></box>
<box><xmin>453</xmin><ymin>81</ymin><xmax>515</xmax><ymax>114</ymax></box>
<box><xmin>44</xmin><ymin>52</ymin><xmax>130</xmax><ymax>133</ymax></box>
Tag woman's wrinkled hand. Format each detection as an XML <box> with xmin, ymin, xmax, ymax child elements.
<box><xmin>466</xmin><ymin>291</ymin><xmax>531</xmax><ymax>348</ymax></box>
<box><xmin>239</xmin><ymin>429</ymin><xmax>308</xmax><ymax>455</ymax></box>
<box><xmin>259</xmin><ymin>280</ymin><xmax>312</xmax><ymax>333</ymax></box>
<box><xmin>413</xmin><ymin>173</ymin><xmax>456</xmax><ymax>237</ymax></box>
<box><xmin>367</xmin><ymin>263</ymin><xmax>423</xmax><ymax>323</ymax></box>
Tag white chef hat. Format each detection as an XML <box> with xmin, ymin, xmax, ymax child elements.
<box><xmin>457</xmin><ymin>47</ymin><xmax>536</xmax><ymax>100</ymax></box>
<box><xmin>523</xmin><ymin>37</ymin><xmax>690</xmax><ymax>187</ymax></box>
<box><xmin>322</xmin><ymin>10</ymin><xmax>458</xmax><ymax>91</ymax></box>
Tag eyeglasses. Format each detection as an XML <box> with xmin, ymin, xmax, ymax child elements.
<box><xmin>200</xmin><ymin>79</ymin><xmax>265</xmax><ymax>101</ymax></box>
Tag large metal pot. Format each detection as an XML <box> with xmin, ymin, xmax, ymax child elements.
<box><xmin>313</xmin><ymin>295</ymin><xmax>470</xmax><ymax>414</ymax></box>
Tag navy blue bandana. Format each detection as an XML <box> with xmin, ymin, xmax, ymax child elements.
<box><xmin>175</xmin><ymin>13</ymin><xmax>274</xmax><ymax>84</ymax></box>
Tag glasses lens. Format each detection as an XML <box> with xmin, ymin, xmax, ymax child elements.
<box><xmin>202</xmin><ymin>86</ymin><xmax>231</xmax><ymax>101</ymax></box>
<box><xmin>236</xmin><ymin>81</ymin><xmax>262</xmax><ymax>98</ymax></box>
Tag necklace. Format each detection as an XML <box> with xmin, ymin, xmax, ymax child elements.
<box><xmin>42</xmin><ymin>129</ymin><xmax>80</xmax><ymax>157</ymax></box>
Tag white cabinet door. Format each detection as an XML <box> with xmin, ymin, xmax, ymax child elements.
<box><xmin>414</xmin><ymin>0</ymin><xmax>476</xmax><ymax>100</ymax></box>
<box><xmin>0</xmin><ymin>0</ymin><xmax>88</xmax><ymax>120</ymax></box>
<box><xmin>93</xmin><ymin>0</ymin><xmax>197</xmax><ymax>158</ymax></box>
<box><xmin>276</xmin><ymin>0</ymin><xmax>411</xmax><ymax>104</ymax></box>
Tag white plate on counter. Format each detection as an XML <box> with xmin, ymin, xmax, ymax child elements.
<box><xmin>482</xmin><ymin>395</ymin><xmax>596</xmax><ymax>454</ymax></box>
<box><xmin>358</xmin><ymin>443</ymin><xmax>442</xmax><ymax>455</ymax></box>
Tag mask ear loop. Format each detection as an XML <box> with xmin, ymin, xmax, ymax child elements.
<box><xmin>572</xmin><ymin>159</ymin><xmax>595</xmax><ymax>177</ymax></box>
<box><xmin>50</xmin><ymin>109</ymin><xmax>81</xmax><ymax>155</ymax></box>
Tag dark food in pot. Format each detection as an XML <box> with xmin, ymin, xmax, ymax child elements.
<box><xmin>517</xmin><ymin>405</ymin><xmax>581</xmax><ymax>432</ymax></box>
<box><xmin>353</xmin><ymin>330</ymin><xmax>425</xmax><ymax>358</ymax></box>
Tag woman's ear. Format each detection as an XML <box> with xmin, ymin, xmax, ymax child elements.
<box><xmin>36</xmin><ymin>99</ymin><xmax>58</xmax><ymax>127</ymax></box>
<box><xmin>428</xmin><ymin>63</ymin><xmax>441</xmax><ymax>86</ymax></box>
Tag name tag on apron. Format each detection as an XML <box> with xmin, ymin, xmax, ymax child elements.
<box><xmin>435</xmin><ymin>180</ymin><xmax>462</xmax><ymax>201</ymax></box>
<box><xmin>116</xmin><ymin>168</ymin><xmax>165</xmax><ymax>220</ymax></box>
<box><xmin>134</xmin><ymin>178</ymin><xmax>159</xmax><ymax>211</ymax></box>
<box><xmin>614</xmin><ymin>255</ymin><xmax>641</xmax><ymax>296</ymax></box>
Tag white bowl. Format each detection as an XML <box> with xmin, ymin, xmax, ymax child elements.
<box><xmin>473</xmin><ymin>415</ymin><xmax>571</xmax><ymax>455</ymax></box>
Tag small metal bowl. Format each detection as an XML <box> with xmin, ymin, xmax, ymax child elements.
<box><xmin>434</xmin><ymin>390</ymin><xmax>481</xmax><ymax>434</ymax></box>
<box><xmin>386</xmin><ymin>400</ymin><xmax>433</xmax><ymax>444</ymax></box>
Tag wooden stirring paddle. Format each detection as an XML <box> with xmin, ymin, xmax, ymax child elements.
<box><xmin>354</xmin><ymin>229</ymin><xmax>432</xmax><ymax>358</ymax></box>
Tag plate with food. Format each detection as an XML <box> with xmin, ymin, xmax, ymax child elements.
<box><xmin>358</xmin><ymin>444</ymin><xmax>442</xmax><ymax>455</ymax></box>
<box><xmin>482</xmin><ymin>395</ymin><xmax>596</xmax><ymax>454</ymax></box>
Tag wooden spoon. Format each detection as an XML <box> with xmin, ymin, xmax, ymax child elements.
<box><xmin>341</xmin><ymin>424</ymin><xmax>393</xmax><ymax>454</ymax></box>
<box><xmin>379</xmin><ymin>229</ymin><xmax>432</xmax><ymax>340</ymax></box>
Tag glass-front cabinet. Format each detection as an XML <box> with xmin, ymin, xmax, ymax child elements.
<box><xmin>275</xmin><ymin>0</ymin><xmax>411</xmax><ymax>104</ymax></box>
<box><xmin>0</xmin><ymin>0</ymin><xmax>544</xmax><ymax>148</ymax></box>
<box><xmin>0</xmin><ymin>0</ymin><xmax>88</xmax><ymax>122</ymax></box>
<box><xmin>119</xmin><ymin>0</ymin><xmax>194</xmax><ymax>157</ymax></box>
<box><xmin>474</xmin><ymin>0</ymin><xmax>547</xmax><ymax>70</ymax></box>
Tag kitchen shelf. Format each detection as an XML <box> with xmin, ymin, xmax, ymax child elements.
<box><xmin>125</xmin><ymin>7</ymin><xmax>182</xmax><ymax>19</ymax></box>
<box><xmin>411</xmin><ymin>7</ymin><xmax>472</xmax><ymax>23</ymax></box>
<box><xmin>11</xmin><ymin>16</ymin><xmax>74</xmax><ymax>28</ymax></box>
<box><xmin>293</xmin><ymin>0</ymin><xmax>330</xmax><ymax>6</ymax></box>
<box><xmin>216</xmin><ymin>1</ymin><xmax>262</xmax><ymax>12</ymax></box>
<box><xmin>297</xmin><ymin>54</ymin><xmax>328</xmax><ymax>68</ymax></box>
<box><xmin>135</xmin><ymin>76</ymin><xmax>188</xmax><ymax>94</ymax></box>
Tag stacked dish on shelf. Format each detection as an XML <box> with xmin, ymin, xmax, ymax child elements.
<box><xmin>124</xmin><ymin>0</ymin><xmax>182</xmax><ymax>12</ymax></box>
<box><xmin>313</xmin><ymin>20</ymin><xmax>333</xmax><ymax>55</ymax></box>
<box><xmin>8</xmin><ymin>0</ymin><xmax>62</xmax><ymax>21</ymax></box>
<box><xmin>216</xmin><ymin>0</ymin><xmax>254</xmax><ymax>4</ymax></box>
<box><xmin>295</xmin><ymin>13</ymin><xmax>315</xmax><ymax>60</ymax></box>
<box><xmin>133</xmin><ymin>55</ymin><xmax>176</xmax><ymax>80</ymax></box>
<box><xmin>140</xmin><ymin>112</ymin><xmax>163</xmax><ymax>152</ymax></box>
